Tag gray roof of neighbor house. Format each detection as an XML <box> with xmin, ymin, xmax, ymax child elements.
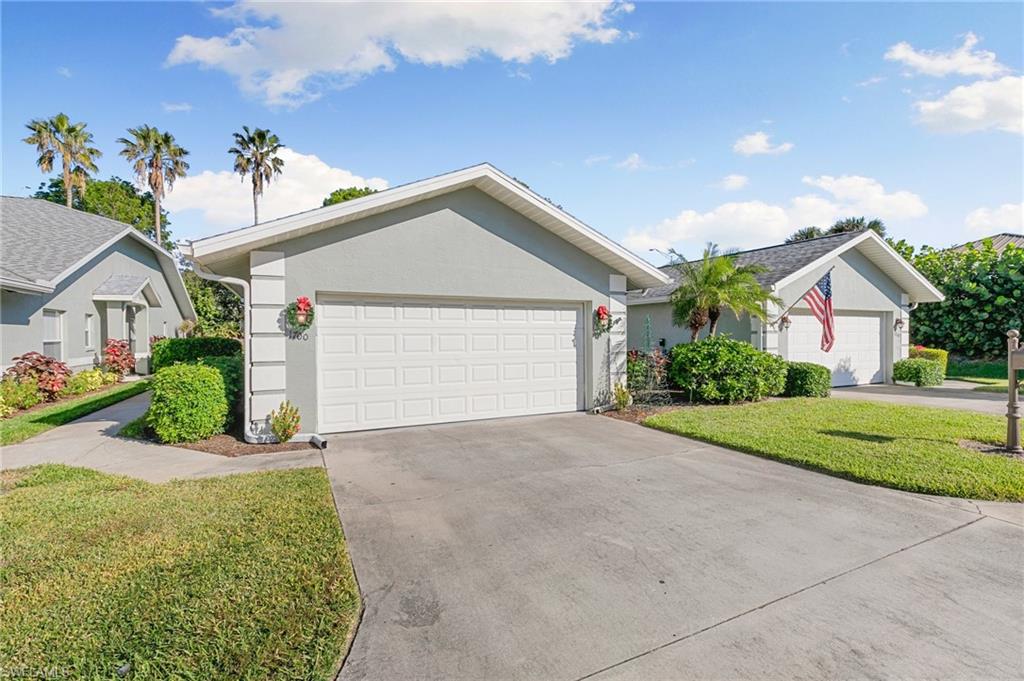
<box><xmin>952</xmin><ymin>233</ymin><xmax>1024</xmax><ymax>253</ymax></box>
<box><xmin>93</xmin><ymin>274</ymin><xmax>149</xmax><ymax>296</ymax></box>
<box><xmin>630</xmin><ymin>231</ymin><xmax>864</xmax><ymax>303</ymax></box>
<box><xmin>0</xmin><ymin>196</ymin><xmax>195</xmax><ymax>318</ymax></box>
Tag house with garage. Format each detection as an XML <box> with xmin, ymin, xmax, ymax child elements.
<box><xmin>0</xmin><ymin>197</ymin><xmax>195</xmax><ymax>373</ymax></box>
<box><xmin>627</xmin><ymin>230</ymin><xmax>944</xmax><ymax>387</ymax></box>
<box><xmin>184</xmin><ymin>163</ymin><xmax>670</xmax><ymax>438</ymax></box>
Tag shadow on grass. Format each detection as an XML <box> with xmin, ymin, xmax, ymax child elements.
<box><xmin>819</xmin><ymin>429</ymin><xmax>896</xmax><ymax>444</ymax></box>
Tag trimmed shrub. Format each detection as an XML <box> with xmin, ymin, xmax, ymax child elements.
<box><xmin>199</xmin><ymin>354</ymin><xmax>243</xmax><ymax>426</ymax></box>
<box><xmin>893</xmin><ymin>358</ymin><xmax>944</xmax><ymax>387</ymax></box>
<box><xmin>669</xmin><ymin>336</ymin><xmax>787</xmax><ymax>404</ymax></box>
<box><xmin>4</xmin><ymin>352</ymin><xmax>71</xmax><ymax>400</ymax></box>
<box><xmin>0</xmin><ymin>396</ymin><xmax>13</xmax><ymax>418</ymax></box>
<box><xmin>269</xmin><ymin>400</ymin><xmax>301</xmax><ymax>443</ymax></box>
<box><xmin>59</xmin><ymin>368</ymin><xmax>106</xmax><ymax>397</ymax></box>
<box><xmin>909</xmin><ymin>346</ymin><xmax>949</xmax><ymax>375</ymax></box>
<box><xmin>0</xmin><ymin>377</ymin><xmax>42</xmax><ymax>411</ymax></box>
<box><xmin>784</xmin><ymin>362</ymin><xmax>831</xmax><ymax>398</ymax></box>
<box><xmin>103</xmin><ymin>338</ymin><xmax>134</xmax><ymax>376</ymax></box>
<box><xmin>151</xmin><ymin>337</ymin><xmax>241</xmax><ymax>372</ymax></box>
<box><xmin>147</xmin><ymin>364</ymin><xmax>228</xmax><ymax>443</ymax></box>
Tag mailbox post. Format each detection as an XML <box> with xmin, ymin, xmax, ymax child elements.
<box><xmin>1009</xmin><ymin>330</ymin><xmax>1022</xmax><ymax>454</ymax></box>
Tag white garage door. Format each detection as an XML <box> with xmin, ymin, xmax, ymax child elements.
<box><xmin>317</xmin><ymin>296</ymin><xmax>584</xmax><ymax>432</ymax></box>
<box><xmin>787</xmin><ymin>312</ymin><xmax>885</xmax><ymax>387</ymax></box>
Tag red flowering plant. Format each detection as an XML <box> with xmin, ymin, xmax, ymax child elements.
<box><xmin>593</xmin><ymin>304</ymin><xmax>619</xmax><ymax>338</ymax></box>
<box><xmin>286</xmin><ymin>295</ymin><xmax>315</xmax><ymax>332</ymax></box>
<box><xmin>4</xmin><ymin>352</ymin><xmax>71</xmax><ymax>400</ymax></box>
<box><xmin>103</xmin><ymin>338</ymin><xmax>135</xmax><ymax>377</ymax></box>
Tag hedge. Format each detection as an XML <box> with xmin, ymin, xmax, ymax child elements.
<box><xmin>909</xmin><ymin>346</ymin><xmax>949</xmax><ymax>375</ymax></box>
<box><xmin>784</xmin><ymin>362</ymin><xmax>831</xmax><ymax>398</ymax></box>
<box><xmin>199</xmin><ymin>355</ymin><xmax>243</xmax><ymax>426</ymax></box>
<box><xmin>893</xmin><ymin>358</ymin><xmax>944</xmax><ymax>387</ymax></box>
<box><xmin>669</xmin><ymin>336</ymin><xmax>787</xmax><ymax>404</ymax></box>
<box><xmin>147</xmin><ymin>364</ymin><xmax>228</xmax><ymax>443</ymax></box>
<box><xmin>151</xmin><ymin>337</ymin><xmax>241</xmax><ymax>373</ymax></box>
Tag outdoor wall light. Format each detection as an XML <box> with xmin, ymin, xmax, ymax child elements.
<box><xmin>894</xmin><ymin>317</ymin><xmax>905</xmax><ymax>334</ymax></box>
<box><xmin>778</xmin><ymin>314</ymin><xmax>792</xmax><ymax>330</ymax></box>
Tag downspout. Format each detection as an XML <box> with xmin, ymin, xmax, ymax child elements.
<box><xmin>183</xmin><ymin>250</ymin><xmax>260</xmax><ymax>444</ymax></box>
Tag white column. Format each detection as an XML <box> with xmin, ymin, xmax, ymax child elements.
<box><xmin>896</xmin><ymin>294</ymin><xmax>911</xmax><ymax>361</ymax></box>
<box><xmin>609</xmin><ymin>275</ymin><xmax>628</xmax><ymax>391</ymax></box>
<box><xmin>762</xmin><ymin>301</ymin><xmax>782</xmax><ymax>356</ymax></box>
<box><xmin>249</xmin><ymin>251</ymin><xmax>287</xmax><ymax>434</ymax></box>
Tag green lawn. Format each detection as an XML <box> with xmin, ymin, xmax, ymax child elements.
<box><xmin>0</xmin><ymin>465</ymin><xmax>360</xmax><ymax>680</ymax></box>
<box><xmin>947</xmin><ymin>358</ymin><xmax>1006</xmax><ymax>380</ymax></box>
<box><xmin>0</xmin><ymin>380</ymin><xmax>150</xmax><ymax>445</ymax></box>
<box><xmin>645</xmin><ymin>398</ymin><xmax>1024</xmax><ymax>502</ymax></box>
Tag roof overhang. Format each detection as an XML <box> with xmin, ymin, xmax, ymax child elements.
<box><xmin>0</xmin><ymin>276</ymin><xmax>54</xmax><ymax>295</ymax></box>
<box><xmin>93</xmin><ymin>276</ymin><xmax>162</xmax><ymax>307</ymax></box>
<box><xmin>772</xmin><ymin>230</ymin><xmax>944</xmax><ymax>304</ymax></box>
<box><xmin>186</xmin><ymin>163</ymin><xmax>671</xmax><ymax>290</ymax></box>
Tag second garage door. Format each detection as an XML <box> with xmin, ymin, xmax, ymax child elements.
<box><xmin>317</xmin><ymin>296</ymin><xmax>584</xmax><ymax>432</ymax></box>
<box><xmin>787</xmin><ymin>311</ymin><xmax>885</xmax><ymax>387</ymax></box>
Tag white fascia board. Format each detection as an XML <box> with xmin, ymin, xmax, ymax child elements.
<box><xmin>627</xmin><ymin>296</ymin><xmax>671</xmax><ymax>306</ymax></box>
<box><xmin>0</xmin><ymin>277</ymin><xmax>54</xmax><ymax>294</ymax></box>
<box><xmin>189</xmin><ymin>163</ymin><xmax>670</xmax><ymax>288</ymax></box>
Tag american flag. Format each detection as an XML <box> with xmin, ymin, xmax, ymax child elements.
<box><xmin>803</xmin><ymin>271</ymin><xmax>835</xmax><ymax>352</ymax></box>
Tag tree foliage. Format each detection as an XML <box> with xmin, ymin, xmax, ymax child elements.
<box><xmin>229</xmin><ymin>126</ymin><xmax>284</xmax><ymax>225</ymax></box>
<box><xmin>117</xmin><ymin>125</ymin><xmax>190</xmax><ymax>247</ymax></box>
<box><xmin>23</xmin><ymin>113</ymin><xmax>102</xmax><ymax>208</ymax></box>
<box><xmin>786</xmin><ymin>217</ymin><xmax>886</xmax><ymax>243</ymax></box>
<box><xmin>182</xmin><ymin>271</ymin><xmax>243</xmax><ymax>338</ymax></box>
<box><xmin>903</xmin><ymin>240</ymin><xmax>1023</xmax><ymax>359</ymax></box>
<box><xmin>323</xmin><ymin>186</ymin><xmax>377</xmax><ymax>206</ymax></box>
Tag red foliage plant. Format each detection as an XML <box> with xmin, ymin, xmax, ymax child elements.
<box><xmin>4</xmin><ymin>352</ymin><xmax>71</xmax><ymax>400</ymax></box>
<box><xmin>103</xmin><ymin>338</ymin><xmax>135</xmax><ymax>377</ymax></box>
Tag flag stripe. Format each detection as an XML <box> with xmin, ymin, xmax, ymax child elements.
<box><xmin>801</xmin><ymin>272</ymin><xmax>835</xmax><ymax>353</ymax></box>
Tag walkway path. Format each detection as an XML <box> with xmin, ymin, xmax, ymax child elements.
<box><xmin>0</xmin><ymin>393</ymin><xmax>323</xmax><ymax>483</ymax></box>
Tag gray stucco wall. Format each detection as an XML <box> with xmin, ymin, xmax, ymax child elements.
<box><xmin>1</xmin><ymin>237</ymin><xmax>186</xmax><ymax>371</ymax></box>
<box><xmin>627</xmin><ymin>303</ymin><xmax>749</xmax><ymax>350</ymax></box>
<box><xmin>217</xmin><ymin>187</ymin><xmax>625</xmax><ymax>433</ymax></box>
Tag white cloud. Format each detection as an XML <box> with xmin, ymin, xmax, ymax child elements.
<box><xmin>167</xmin><ymin>1</ymin><xmax>633</xmax><ymax>107</ymax></box>
<box><xmin>716</xmin><ymin>174</ymin><xmax>749</xmax><ymax>191</ymax></box>
<box><xmin>164</xmin><ymin>148</ymin><xmax>388</xmax><ymax>236</ymax></box>
<box><xmin>965</xmin><ymin>202</ymin><xmax>1024</xmax><ymax>234</ymax></box>
<box><xmin>856</xmin><ymin>75</ymin><xmax>885</xmax><ymax>87</ymax></box>
<box><xmin>616</xmin><ymin>152</ymin><xmax>645</xmax><ymax>171</ymax></box>
<box><xmin>914</xmin><ymin>75</ymin><xmax>1023</xmax><ymax>134</ymax></box>
<box><xmin>162</xmin><ymin>102</ymin><xmax>194</xmax><ymax>113</ymax></box>
<box><xmin>733</xmin><ymin>131</ymin><xmax>794</xmax><ymax>156</ymax></box>
<box><xmin>884</xmin><ymin>32</ymin><xmax>1009</xmax><ymax>79</ymax></box>
<box><xmin>623</xmin><ymin>174</ymin><xmax>927</xmax><ymax>252</ymax></box>
<box><xmin>583</xmin><ymin>154</ymin><xmax>611</xmax><ymax>167</ymax></box>
<box><xmin>56</xmin><ymin>66</ymin><xmax>72</xmax><ymax>78</ymax></box>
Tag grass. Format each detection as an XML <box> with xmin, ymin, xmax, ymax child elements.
<box><xmin>0</xmin><ymin>465</ymin><xmax>360</xmax><ymax>680</ymax></box>
<box><xmin>645</xmin><ymin>398</ymin><xmax>1024</xmax><ymax>502</ymax></box>
<box><xmin>0</xmin><ymin>380</ymin><xmax>150</xmax><ymax>445</ymax></box>
<box><xmin>947</xmin><ymin>358</ymin><xmax>1006</xmax><ymax>380</ymax></box>
<box><xmin>119</xmin><ymin>414</ymin><xmax>148</xmax><ymax>439</ymax></box>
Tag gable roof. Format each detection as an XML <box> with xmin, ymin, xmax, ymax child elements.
<box><xmin>185</xmin><ymin>163</ymin><xmax>670</xmax><ymax>289</ymax></box>
<box><xmin>630</xmin><ymin>230</ymin><xmax>943</xmax><ymax>305</ymax></box>
<box><xmin>952</xmin><ymin>233</ymin><xmax>1024</xmax><ymax>253</ymax></box>
<box><xmin>0</xmin><ymin>197</ymin><xmax>195</xmax><ymax>318</ymax></box>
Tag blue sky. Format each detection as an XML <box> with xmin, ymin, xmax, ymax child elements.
<box><xmin>3</xmin><ymin>1</ymin><xmax>1021</xmax><ymax>262</ymax></box>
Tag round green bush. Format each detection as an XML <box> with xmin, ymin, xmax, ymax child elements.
<box><xmin>147</xmin><ymin>364</ymin><xmax>228</xmax><ymax>443</ymax></box>
<box><xmin>909</xmin><ymin>346</ymin><xmax>949</xmax><ymax>375</ymax></box>
<box><xmin>151</xmin><ymin>337</ymin><xmax>241</xmax><ymax>373</ymax></box>
<box><xmin>198</xmin><ymin>355</ymin><xmax>243</xmax><ymax>426</ymax></box>
<box><xmin>893</xmin><ymin>358</ymin><xmax>944</xmax><ymax>387</ymax></box>
<box><xmin>669</xmin><ymin>336</ymin><xmax>787</xmax><ymax>404</ymax></box>
<box><xmin>784</xmin><ymin>361</ymin><xmax>831</xmax><ymax>398</ymax></box>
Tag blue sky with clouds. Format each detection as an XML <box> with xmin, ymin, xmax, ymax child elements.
<box><xmin>2</xmin><ymin>1</ymin><xmax>1021</xmax><ymax>261</ymax></box>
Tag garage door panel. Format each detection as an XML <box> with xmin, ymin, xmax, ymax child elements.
<box><xmin>318</xmin><ymin>297</ymin><xmax>583</xmax><ymax>432</ymax></box>
<box><xmin>788</xmin><ymin>312</ymin><xmax>885</xmax><ymax>387</ymax></box>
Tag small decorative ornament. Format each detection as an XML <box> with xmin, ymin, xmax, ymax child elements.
<box><xmin>593</xmin><ymin>304</ymin><xmax>619</xmax><ymax>338</ymax></box>
<box><xmin>286</xmin><ymin>295</ymin><xmax>315</xmax><ymax>332</ymax></box>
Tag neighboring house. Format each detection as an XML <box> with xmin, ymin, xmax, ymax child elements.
<box><xmin>185</xmin><ymin>163</ymin><xmax>669</xmax><ymax>437</ymax></box>
<box><xmin>0</xmin><ymin>197</ymin><xmax>195</xmax><ymax>374</ymax></box>
<box><xmin>628</xmin><ymin>231</ymin><xmax>944</xmax><ymax>387</ymax></box>
<box><xmin>952</xmin><ymin>233</ymin><xmax>1024</xmax><ymax>253</ymax></box>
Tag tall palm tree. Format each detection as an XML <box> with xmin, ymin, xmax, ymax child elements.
<box><xmin>229</xmin><ymin>126</ymin><xmax>285</xmax><ymax>225</ymax></box>
<box><xmin>669</xmin><ymin>244</ymin><xmax>781</xmax><ymax>340</ymax></box>
<box><xmin>117</xmin><ymin>125</ymin><xmax>189</xmax><ymax>247</ymax></box>
<box><xmin>23</xmin><ymin>113</ymin><xmax>102</xmax><ymax>208</ymax></box>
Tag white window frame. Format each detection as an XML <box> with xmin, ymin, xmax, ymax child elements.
<box><xmin>84</xmin><ymin>313</ymin><xmax>95</xmax><ymax>350</ymax></box>
<box><xmin>42</xmin><ymin>309</ymin><xmax>64</xmax><ymax>360</ymax></box>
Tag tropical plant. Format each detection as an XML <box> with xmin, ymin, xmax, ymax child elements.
<box><xmin>229</xmin><ymin>126</ymin><xmax>285</xmax><ymax>225</ymax></box>
<box><xmin>117</xmin><ymin>125</ymin><xmax>189</xmax><ymax>247</ymax></box>
<box><xmin>22</xmin><ymin>113</ymin><xmax>102</xmax><ymax>208</ymax></box>
<box><xmin>102</xmin><ymin>339</ymin><xmax>134</xmax><ymax>377</ymax></box>
<box><xmin>0</xmin><ymin>376</ymin><xmax>43</xmax><ymax>411</ymax></box>
<box><xmin>787</xmin><ymin>217</ymin><xmax>886</xmax><ymax>243</ymax></box>
<box><xmin>269</xmin><ymin>400</ymin><xmax>301</xmax><ymax>443</ymax></box>
<box><xmin>4</xmin><ymin>352</ymin><xmax>71</xmax><ymax>400</ymax></box>
<box><xmin>668</xmin><ymin>244</ymin><xmax>781</xmax><ymax>340</ymax></box>
<box><xmin>323</xmin><ymin>186</ymin><xmax>377</xmax><ymax>206</ymax></box>
<box><xmin>785</xmin><ymin>226</ymin><xmax>825</xmax><ymax>243</ymax></box>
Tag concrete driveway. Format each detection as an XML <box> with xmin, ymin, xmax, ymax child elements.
<box><xmin>326</xmin><ymin>413</ymin><xmax>1023</xmax><ymax>681</ymax></box>
<box><xmin>833</xmin><ymin>381</ymin><xmax>1008</xmax><ymax>414</ymax></box>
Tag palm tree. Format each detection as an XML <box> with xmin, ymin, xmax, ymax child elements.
<box><xmin>785</xmin><ymin>226</ymin><xmax>825</xmax><ymax>243</ymax></box>
<box><xmin>669</xmin><ymin>244</ymin><xmax>781</xmax><ymax>340</ymax></box>
<box><xmin>828</xmin><ymin>216</ymin><xmax>886</xmax><ymax>237</ymax></box>
<box><xmin>229</xmin><ymin>126</ymin><xmax>285</xmax><ymax>225</ymax></box>
<box><xmin>117</xmin><ymin>125</ymin><xmax>189</xmax><ymax>247</ymax></box>
<box><xmin>23</xmin><ymin>113</ymin><xmax>102</xmax><ymax>208</ymax></box>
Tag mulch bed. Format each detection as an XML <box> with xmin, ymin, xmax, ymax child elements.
<box><xmin>175</xmin><ymin>433</ymin><xmax>318</xmax><ymax>457</ymax></box>
<box><xmin>959</xmin><ymin>439</ymin><xmax>1024</xmax><ymax>460</ymax></box>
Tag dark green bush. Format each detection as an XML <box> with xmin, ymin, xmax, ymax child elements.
<box><xmin>893</xmin><ymin>358</ymin><xmax>944</xmax><ymax>387</ymax></box>
<box><xmin>147</xmin><ymin>364</ymin><xmax>228</xmax><ymax>443</ymax></box>
<box><xmin>909</xmin><ymin>346</ymin><xmax>949</xmax><ymax>375</ymax></box>
<box><xmin>669</xmin><ymin>336</ymin><xmax>787</xmax><ymax>404</ymax></box>
<box><xmin>151</xmin><ymin>337</ymin><xmax>241</xmax><ymax>372</ymax></box>
<box><xmin>784</xmin><ymin>362</ymin><xmax>831</xmax><ymax>398</ymax></box>
<box><xmin>199</xmin><ymin>355</ymin><xmax>243</xmax><ymax>426</ymax></box>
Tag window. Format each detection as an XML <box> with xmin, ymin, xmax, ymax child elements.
<box><xmin>42</xmin><ymin>310</ymin><xmax>63</xmax><ymax>359</ymax></box>
<box><xmin>85</xmin><ymin>313</ymin><xmax>95</xmax><ymax>350</ymax></box>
